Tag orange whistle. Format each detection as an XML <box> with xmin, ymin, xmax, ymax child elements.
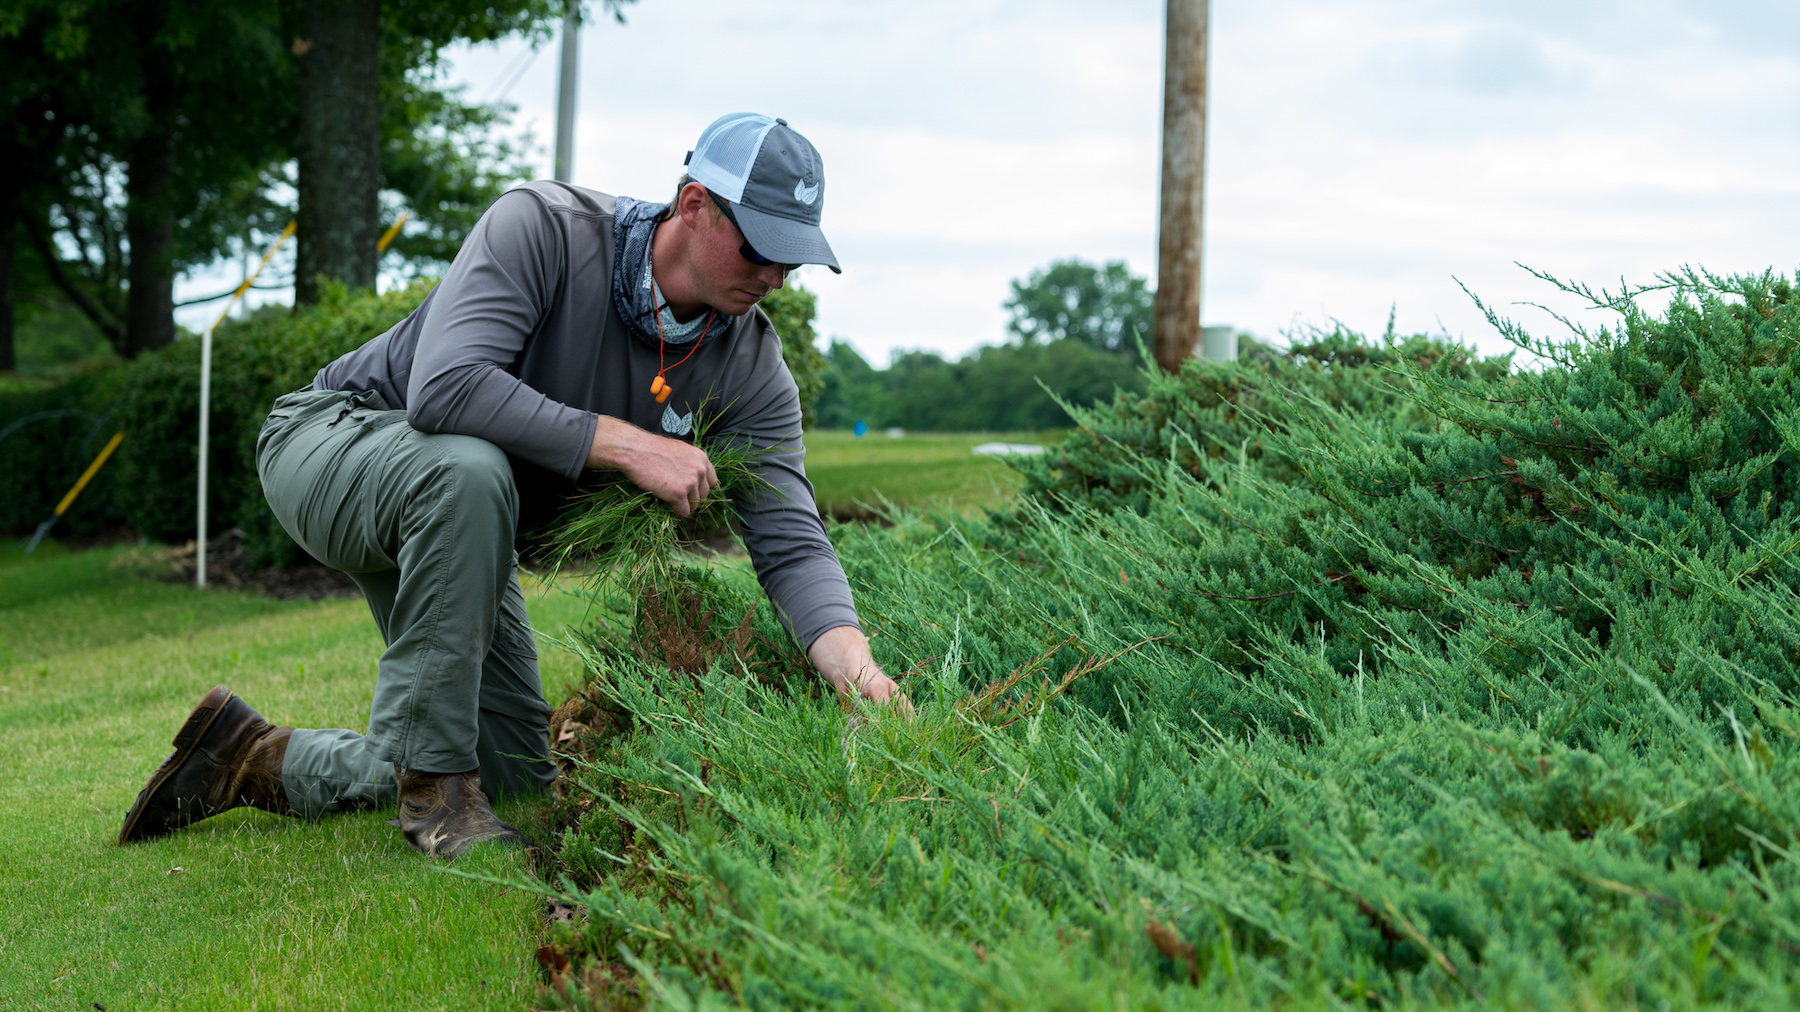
<box><xmin>650</xmin><ymin>374</ymin><xmax>666</xmax><ymax>396</ymax></box>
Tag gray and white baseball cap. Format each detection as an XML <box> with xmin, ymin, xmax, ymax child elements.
<box><xmin>685</xmin><ymin>113</ymin><xmax>840</xmax><ymax>274</ymax></box>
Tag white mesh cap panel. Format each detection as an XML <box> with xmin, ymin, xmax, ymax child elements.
<box><xmin>686</xmin><ymin>113</ymin><xmax>778</xmax><ymax>203</ymax></box>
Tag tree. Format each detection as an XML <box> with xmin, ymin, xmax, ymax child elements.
<box><xmin>292</xmin><ymin>0</ymin><xmax>628</xmax><ymax>304</ymax></box>
<box><xmin>293</xmin><ymin>0</ymin><xmax>382</xmax><ymax>306</ymax></box>
<box><xmin>815</xmin><ymin>339</ymin><xmax>1145</xmax><ymax>432</ymax></box>
<box><xmin>814</xmin><ymin>258</ymin><xmax>1160</xmax><ymax>431</ymax></box>
<box><xmin>107</xmin><ymin>1</ymin><xmax>292</xmax><ymax>356</ymax></box>
<box><xmin>6</xmin><ymin>0</ymin><xmax>295</xmax><ymax>358</ymax></box>
<box><xmin>758</xmin><ymin>281</ymin><xmax>826</xmax><ymax>428</ymax></box>
<box><xmin>813</xmin><ymin>341</ymin><xmax>890</xmax><ymax>431</ymax></box>
<box><xmin>374</xmin><ymin>53</ymin><xmax>540</xmax><ymax>270</ymax></box>
<box><xmin>0</xmin><ymin>4</ymin><xmax>74</xmax><ymax>371</ymax></box>
<box><xmin>4</xmin><ymin>0</ymin><xmax>561</xmax><ymax>359</ymax></box>
<box><xmin>1004</xmin><ymin>258</ymin><xmax>1153</xmax><ymax>355</ymax></box>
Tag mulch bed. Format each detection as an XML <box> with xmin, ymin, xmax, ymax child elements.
<box><xmin>149</xmin><ymin>531</ymin><xmax>362</xmax><ymax>600</ymax></box>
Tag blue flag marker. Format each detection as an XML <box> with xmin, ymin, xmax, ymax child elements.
<box><xmin>853</xmin><ymin>419</ymin><xmax>868</xmax><ymax>438</ymax></box>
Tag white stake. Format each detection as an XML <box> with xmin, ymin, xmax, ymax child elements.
<box><xmin>196</xmin><ymin>323</ymin><xmax>213</xmax><ymax>588</ymax></box>
<box><xmin>195</xmin><ymin>221</ymin><xmax>295</xmax><ymax>588</ymax></box>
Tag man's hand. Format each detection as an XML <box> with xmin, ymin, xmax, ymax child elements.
<box><xmin>808</xmin><ymin>625</ymin><xmax>912</xmax><ymax>717</ymax></box>
<box><xmin>588</xmin><ymin>415</ymin><xmax>718</xmax><ymax>518</ymax></box>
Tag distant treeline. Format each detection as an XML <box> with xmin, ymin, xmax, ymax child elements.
<box><xmin>814</xmin><ymin>340</ymin><xmax>1144</xmax><ymax>432</ymax></box>
<box><xmin>812</xmin><ymin>257</ymin><xmax>1158</xmax><ymax>432</ymax></box>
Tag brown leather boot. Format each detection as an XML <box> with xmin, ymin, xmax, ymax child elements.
<box><xmin>391</xmin><ymin>766</ymin><xmax>525</xmax><ymax>859</ymax></box>
<box><xmin>119</xmin><ymin>685</ymin><xmax>296</xmax><ymax>844</ymax></box>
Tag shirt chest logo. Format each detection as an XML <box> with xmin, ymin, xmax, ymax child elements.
<box><xmin>661</xmin><ymin>404</ymin><xmax>694</xmax><ymax>436</ymax></box>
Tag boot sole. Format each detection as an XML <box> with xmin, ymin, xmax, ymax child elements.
<box><xmin>118</xmin><ymin>685</ymin><xmax>235</xmax><ymax>845</ymax></box>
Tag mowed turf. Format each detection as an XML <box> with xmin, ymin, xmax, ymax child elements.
<box><xmin>801</xmin><ymin>429</ymin><xmax>1057</xmax><ymax>516</ymax></box>
<box><xmin>0</xmin><ymin>541</ymin><xmax>593</xmax><ymax>1011</ymax></box>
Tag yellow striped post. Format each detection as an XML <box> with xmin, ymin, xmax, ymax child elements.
<box><xmin>22</xmin><ymin>430</ymin><xmax>127</xmax><ymax>555</ymax></box>
<box><xmin>54</xmin><ymin>431</ymin><xmax>126</xmax><ymax>517</ymax></box>
<box><xmin>377</xmin><ymin>211</ymin><xmax>410</xmax><ymax>254</ymax></box>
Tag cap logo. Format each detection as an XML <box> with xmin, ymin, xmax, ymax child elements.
<box><xmin>793</xmin><ymin>179</ymin><xmax>820</xmax><ymax>205</ymax></box>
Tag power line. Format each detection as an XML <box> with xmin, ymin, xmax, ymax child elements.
<box><xmin>485</xmin><ymin>43</ymin><xmax>544</xmax><ymax>106</ymax></box>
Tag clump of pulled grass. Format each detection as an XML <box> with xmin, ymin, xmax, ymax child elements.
<box><xmin>547</xmin><ymin>423</ymin><xmax>769</xmax><ymax>593</ymax></box>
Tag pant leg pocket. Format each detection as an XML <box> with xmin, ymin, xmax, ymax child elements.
<box><xmin>335</xmin><ymin>390</ymin><xmax>404</xmax><ymax>435</ymax></box>
<box><xmin>258</xmin><ymin>390</ymin><xmax>352</xmax><ymax>477</ymax></box>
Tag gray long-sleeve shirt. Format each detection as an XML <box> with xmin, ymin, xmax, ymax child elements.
<box><xmin>313</xmin><ymin>180</ymin><xmax>858</xmax><ymax>647</ymax></box>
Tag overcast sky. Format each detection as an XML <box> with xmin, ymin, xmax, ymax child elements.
<box><xmin>176</xmin><ymin>0</ymin><xmax>1800</xmax><ymax>364</ymax></box>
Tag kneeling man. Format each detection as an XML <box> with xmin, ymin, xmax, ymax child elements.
<box><xmin>119</xmin><ymin>113</ymin><xmax>900</xmax><ymax>858</ymax></box>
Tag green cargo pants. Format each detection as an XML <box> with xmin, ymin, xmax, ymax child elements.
<box><xmin>255</xmin><ymin>388</ymin><xmax>556</xmax><ymax>816</ymax></box>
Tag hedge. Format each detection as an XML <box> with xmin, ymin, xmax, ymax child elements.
<box><xmin>0</xmin><ymin>366</ymin><xmax>131</xmax><ymax>539</ymax></box>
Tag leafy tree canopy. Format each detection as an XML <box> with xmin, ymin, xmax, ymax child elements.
<box><xmin>758</xmin><ymin>281</ymin><xmax>826</xmax><ymax>428</ymax></box>
<box><xmin>0</xmin><ymin>0</ymin><xmax>586</xmax><ymax>358</ymax></box>
<box><xmin>1003</xmin><ymin>257</ymin><xmax>1152</xmax><ymax>354</ymax></box>
<box><xmin>3</xmin><ymin>0</ymin><xmax>296</xmax><ymax>353</ymax></box>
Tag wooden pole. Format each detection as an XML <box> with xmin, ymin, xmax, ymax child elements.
<box><xmin>1152</xmin><ymin>0</ymin><xmax>1209</xmax><ymax>372</ymax></box>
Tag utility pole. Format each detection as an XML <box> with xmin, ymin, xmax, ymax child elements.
<box><xmin>1152</xmin><ymin>0</ymin><xmax>1208</xmax><ymax>372</ymax></box>
<box><xmin>554</xmin><ymin>5</ymin><xmax>580</xmax><ymax>182</ymax></box>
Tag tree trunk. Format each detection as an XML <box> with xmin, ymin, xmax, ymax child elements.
<box><xmin>124</xmin><ymin>124</ymin><xmax>178</xmax><ymax>357</ymax></box>
<box><xmin>295</xmin><ymin>0</ymin><xmax>382</xmax><ymax>305</ymax></box>
<box><xmin>1152</xmin><ymin>0</ymin><xmax>1209</xmax><ymax>373</ymax></box>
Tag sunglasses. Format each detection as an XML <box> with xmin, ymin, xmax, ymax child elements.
<box><xmin>707</xmin><ymin>191</ymin><xmax>802</xmax><ymax>271</ymax></box>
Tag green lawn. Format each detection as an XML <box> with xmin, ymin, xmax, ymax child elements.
<box><xmin>0</xmin><ymin>540</ymin><xmax>594</xmax><ymax>1011</ymax></box>
<box><xmin>801</xmin><ymin>429</ymin><xmax>1059</xmax><ymax>516</ymax></box>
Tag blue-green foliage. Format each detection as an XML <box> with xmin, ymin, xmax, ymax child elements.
<box><xmin>1010</xmin><ymin>328</ymin><xmax>1512</xmax><ymax>515</ymax></box>
<box><xmin>539</xmin><ymin>267</ymin><xmax>1800</xmax><ymax>1009</ymax></box>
